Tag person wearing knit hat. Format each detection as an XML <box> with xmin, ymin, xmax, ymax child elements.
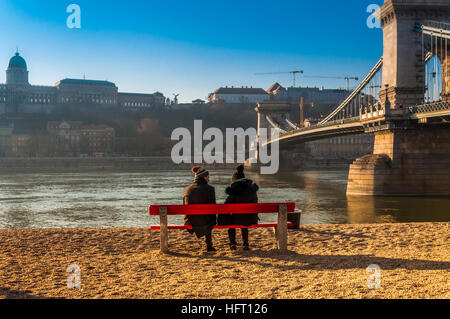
<box><xmin>183</xmin><ymin>166</ymin><xmax>217</xmax><ymax>252</ymax></box>
<box><xmin>232</xmin><ymin>164</ymin><xmax>245</xmax><ymax>182</ymax></box>
<box><xmin>192</xmin><ymin>166</ymin><xmax>209</xmax><ymax>180</ymax></box>
<box><xmin>218</xmin><ymin>165</ymin><xmax>259</xmax><ymax>251</ymax></box>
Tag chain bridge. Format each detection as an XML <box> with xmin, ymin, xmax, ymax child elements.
<box><xmin>253</xmin><ymin>0</ymin><xmax>450</xmax><ymax>196</ymax></box>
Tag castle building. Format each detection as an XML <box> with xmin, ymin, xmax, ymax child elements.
<box><xmin>0</xmin><ymin>51</ymin><xmax>166</xmax><ymax>114</ymax></box>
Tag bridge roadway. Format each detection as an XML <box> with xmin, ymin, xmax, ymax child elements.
<box><xmin>264</xmin><ymin>117</ymin><xmax>363</xmax><ymax>146</ymax></box>
<box><xmin>264</xmin><ymin>101</ymin><xmax>450</xmax><ymax>146</ymax></box>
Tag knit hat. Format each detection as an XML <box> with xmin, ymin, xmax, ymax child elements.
<box><xmin>192</xmin><ymin>166</ymin><xmax>209</xmax><ymax>179</ymax></box>
<box><xmin>232</xmin><ymin>164</ymin><xmax>245</xmax><ymax>182</ymax></box>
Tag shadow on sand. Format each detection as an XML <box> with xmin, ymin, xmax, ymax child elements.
<box><xmin>0</xmin><ymin>287</ymin><xmax>54</xmax><ymax>299</ymax></box>
<box><xmin>298</xmin><ymin>228</ymin><xmax>372</xmax><ymax>239</ymax></box>
<box><xmin>168</xmin><ymin>249</ymin><xmax>450</xmax><ymax>272</ymax></box>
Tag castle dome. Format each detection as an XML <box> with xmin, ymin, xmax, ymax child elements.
<box><xmin>8</xmin><ymin>52</ymin><xmax>27</xmax><ymax>69</ymax></box>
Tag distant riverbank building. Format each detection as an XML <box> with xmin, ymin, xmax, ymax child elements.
<box><xmin>267</xmin><ymin>82</ymin><xmax>350</xmax><ymax>104</ymax></box>
<box><xmin>208</xmin><ymin>86</ymin><xmax>270</xmax><ymax>104</ymax></box>
<box><xmin>47</xmin><ymin>121</ymin><xmax>115</xmax><ymax>157</ymax></box>
<box><xmin>0</xmin><ymin>51</ymin><xmax>166</xmax><ymax>114</ymax></box>
<box><xmin>208</xmin><ymin>83</ymin><xmax>351</xmax><ymax>106</ymax></box>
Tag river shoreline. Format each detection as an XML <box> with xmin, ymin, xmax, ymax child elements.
<box><xmin>0</xmin><ymin>222</ymin><xmax>448</xmax><ymax>299</ymax></box>
<box><xmin>1</xmin><ymin>170</ymin><xmax>449</xmax><ymax>228</ymax></box>
<box><xmin>0</xmin><ymin>156</ymin><xmax>354</xmax><ymax>172</ymax></box>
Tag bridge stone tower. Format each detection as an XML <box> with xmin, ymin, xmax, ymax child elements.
<box><xmin>347</xmin><ymin>0</ymin><xmax>450</xmax><ymax>196</ymax></box>
<box><xmin>255</xmin><ymin>101</ymin><xmax>291</xmax><ymax>136</ymax></box>
<box><xmin>378</xmin><ymin>0</ymin><xmax>450</xmax><ymax>108</ymax></box>
<box><xmin>246</xmin><ymin>101</ymin><xmax>292</xmax><ymax>168</ymax></box>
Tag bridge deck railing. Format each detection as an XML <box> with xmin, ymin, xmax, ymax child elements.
<box><xmin>280</xmin><ymin>116</ymin><xmax>360</xmax><ymax>137</ymax></box>
<box><xmin>409</xmin><ymin>101</ymin><xmax>450</xmax><ymax>114</ymax></box>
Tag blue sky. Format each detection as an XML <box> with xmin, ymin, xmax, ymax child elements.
<box><xmin>0</xmin><ymin>0</ymin><xmax>383</xmax><ymax>102</ymax></box>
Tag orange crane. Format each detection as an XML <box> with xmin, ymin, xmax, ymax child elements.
<box><xmin>255</xmin><ymin>70</ymin><xmax>304</xmax><ymax>87</ymax></box>
<box><xmin>303</xmin><ymin>75</ymin><xmax>359</xmax><ymax>91</ymax></box>
<box><xmin>299</xmin><ymin>96</ymin><xmax>315</xmax><ymax>128</ymax></box>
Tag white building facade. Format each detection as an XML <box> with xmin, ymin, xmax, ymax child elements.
<box><xmin>209</xmin><ymin>87</ymin><xmax>269</xmax><ymax>104</ymax></box>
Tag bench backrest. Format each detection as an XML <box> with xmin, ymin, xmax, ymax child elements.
<box><xmin>149</xmin><ymin>203</ymin><xmax>295</xmax><ymax>216</ymax></box>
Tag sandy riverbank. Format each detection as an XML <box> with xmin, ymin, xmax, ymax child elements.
<box><xmin>0</xmin><ymin>222</ymin><xmax>448</xmax><ymax>299</ymax></box>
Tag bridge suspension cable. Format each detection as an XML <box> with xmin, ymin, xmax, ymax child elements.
<box><xmin>416</xmin><ymin>21</ymin><xmax>450</xmax><ymax>40</ymax></box>
<box><xmin>318</xmin><ymin>57</ymin><xmax>383</xmax><ymax>124</ymax></box>
<box><xmin>285</xmin><ymin>118</ymin><xmax>300</xmax><ymax>130</ymax></box>
<box><xmin>265</xmin><ymin>115</ymin><xmax>287</xmax><ymax>134</ymax></box>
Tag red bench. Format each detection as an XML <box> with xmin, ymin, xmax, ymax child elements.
<box><xmin>149</xmin><ymin>203</ymin><xmax>296</xmax><ymax>253</ymax></box>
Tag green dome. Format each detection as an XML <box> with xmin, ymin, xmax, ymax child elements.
<box><xmin>8</xmin><ymin>52</ymin><xmax>27</xmax><ymax>69</ymax></box>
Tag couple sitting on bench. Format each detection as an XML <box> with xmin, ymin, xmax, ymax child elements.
<box><xmin>183</xmin><ymin>164</ymin><xmax>259</xmax><ymax>252</ymax></box>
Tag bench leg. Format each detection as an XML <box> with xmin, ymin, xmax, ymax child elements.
<box><xmin>271</xmin><ymin>227</ymin><xmax>278</xmax><ymax>249</ymax></box>
<box><xmin>277</xmin><ymin>204</ymin><xmax>288</xmax><ymax>251</ymax></box>
<box><xmin>159</xmin><ymin>207</ymin><xmax>169</xmax><ymax>253</ymax></box>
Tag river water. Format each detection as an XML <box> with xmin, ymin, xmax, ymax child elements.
<box><xmin>0</xmin><ymin>169</ymin><xmax>449</xmax><ymax>228</ymax></box>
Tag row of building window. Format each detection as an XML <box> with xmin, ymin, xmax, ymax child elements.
<box><xmin>60</xmin><ymin>97</ymin><xmax>117</xmax><ymax>104</ymax></box>
<box><xmin>87</xmin><ymin>142</ymin><xmax>111</xmax><ymax>146</ymax></box>
<box><xmin>84</xmin><ymin>138</ymin><xmax>111</xmax><ymax>142</ymax></box>
<box><xmin>30</xmin><ymin>97</ymin><xmax>51</xmax><ymax>104</ymax></box>
<box><xmin>214</xmin><ymin>95</ymin><xmax>268</xmax><ymax>103</ymax></box>
<box><xmin>122</xmin><ymin>101</ymin><xmax>158</xmax><ymax>107</ymax></box>
<box><xmin>0</xmin><ymin>96</ymin><xmax>52</xmax><ymax>104</ymax></box>
<box><xmin>81</xmin><ymin>132</ymin><xmax>113</xmax><ymax>136</ymax></box>
<box><xmin>0</xmin><ymin>94</ymin><xmax>164</xmax><ymax>107</ymax></box>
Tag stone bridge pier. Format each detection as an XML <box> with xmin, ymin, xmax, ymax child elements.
<box><xmin>347</xmin><ymin>0</ymin><xmax>450</xmax><ymax>196</ymax></box>
<box><xmin>347</xmin><ymin>125</ymin><xmax>450</xmax><ymax>195</ymax></box>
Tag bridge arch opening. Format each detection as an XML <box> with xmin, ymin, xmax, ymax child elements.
<box><xmin>419</xmin><ymin>20</ymin><xmax>450</xmax><ymax>102</ymax></box>
<box><xmin>425</xmin><ymin>55</ymin><xmax>443</xmax><ymax>103</ymax></box>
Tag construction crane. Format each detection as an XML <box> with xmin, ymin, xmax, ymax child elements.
<box><xmin>299</xmin><ymin>97</ymin><xmax>315</xmax><ymax>128</ymax></box>
<box><xmin>303</xmin><ymin>75</ymin><xmax>359</xmax><ymax>91</ymax></box>
<box><xmin>255</xmin><ymin>70</ymin><xmax>304</xmax><ymax>87</ymax></box>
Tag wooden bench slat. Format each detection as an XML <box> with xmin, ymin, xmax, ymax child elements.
<box><xmin>149</xmin><ymin>203</ymin><xmax>296</xmax><ymax>216</ymax></box>
<box><xmin>150</xmin><ymin>222</ymin><xmax>293</xmax><ymax>230</ymax></box>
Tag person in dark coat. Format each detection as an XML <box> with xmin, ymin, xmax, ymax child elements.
<box><xmin>183</xmin><ymin>166</ymin><xmax>217</xmax><ymax>252</ymax></box>
<box><xmin>218</xmin><ymin>165</ymin><xmax>259</xmax><ymax>250</ymax></box>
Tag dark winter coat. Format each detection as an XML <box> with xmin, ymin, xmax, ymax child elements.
<box><xmin>218</xmin><ymin>178</ymin><xmax>259</xmax><ymax>227</ymax></box>
<box><xmin>183</xmin><ymin>177</ymin><xmax>217</xmax><ymax>238</ymax></box>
